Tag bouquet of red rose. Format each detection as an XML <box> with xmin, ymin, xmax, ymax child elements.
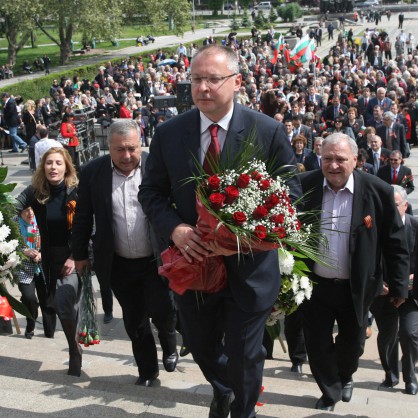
<box><xmin>77</xmin><ymin>268</ymin><xmax>100</xmax><ymax>347</ymax></box>
<box><xmin>159</xmin><ymin>160</ymin><xmax>314</xmax><ymax>295</ymax></box>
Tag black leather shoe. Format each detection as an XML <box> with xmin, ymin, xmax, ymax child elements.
<box><xmin>163</xmin><ymin>351</ymin><xmax>178</xmax><ymax>372</ymax></box>
<box><xmin>290</xmin><ymin>363</ymin><xmax>303</xmax><ymax>374</ymax></box>
<box><xmin>103</xmin><ymin>313</ymin><xmax>113</xmax><ymax>324</ymax></box>
<box><xmin>315</xmin><ymin>397</ymin><xmax>335</xmax><ymax>411</ymax></box>
<box><xmin>180</xmin><ymin>345</ymin><xmax>190</xmax><ymax>357</ymax></box>
<box><xmin>135</xmin><ymin>371</ymin><xmax>159</xmax><ymax>387</ymax></box>
<box><xmin>20</xmin><ymin>145</ymin><xmax>28</xmax><ymax>153</ymax></box>
<box><xmin>342</xmin><ymin>379</ymin><xmax>354</xmax><ymax>402</ymax></box>
<box><xmin>380</xmin><ymin>378</ymin><xmax>399</xmax><ymax>388</ymax></box>
<box><xmin>209</xmin><ymin>393</ymin><xmax>232</xmax><ymax>418</ymax></box>
<box><xmin>25</xmin><ymin>330</ymin><xmax>34</xmax><ymax>339</ymax></box>
<box><xmin>406</xmin><ymin>382</ymin><xmax>418</xmax><ymax>395</ymax></box>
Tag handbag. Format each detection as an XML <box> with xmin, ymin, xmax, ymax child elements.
<box><xmin>56</xmin><ymin>132</ymin><xmax>69</xmax><ymax>146</ymax></box>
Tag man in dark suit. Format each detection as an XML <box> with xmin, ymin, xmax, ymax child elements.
<box><xmin>356</xmin><ymin>87</ymin><xmax>372</xmax><ymax>116</ymax></box>
<box><xmin>366</xmin><ymin>135</ymin><xmax>391</xmax><ymax>174</ymax></box>
<box><xmin>292</xmin><ymin>114</ymin><xmax>313</xmax><ymax>149</ymax></box>
<box><xmin>365</xmin><ymin>87</ymin><xmax>393</xmax><ymax>120</ymax></box>
<box><xmin>323</xmin><ymin>95</ymin><xmax>348</xmax><ymax>126</ymax></box>
<box><xmin>1</xmin><ymin>92</ymin><xmax>28</xmax><ymax>152</ymax></box>
<box><xmin>300</xmin><ymin>134</ymin><xmax>409</xmax><ymax>411</ymax></box>
<box><xmin>370</xmin><ymin>185</ymin><xmax>418</xmax><ymax>395</ymax></box>
<box><xmin>41</xmin><ymin>96</ymin><xmax>53</xmax><ymax>127</ymax></box>
<box><xmin>304</xmin><ymin>137</ymin><xmax>323</xmax><ymax>171</ymax></box>
<box><xmin>307</xmin><ymin>85</ymin><xmax>324</xmax><ymax>111</ymax></box>
<box><xmin>377</xmin><ymin>150</ymin><xmax>414</xmax><ymax>194</ymax></box>
<box><xmin>377</xmin><ymin>111</ymin><xmax>408</xmax><ymax>158</ymax></box>
<box><xmin>138</xmin><ymin>45</ymin><xmax>300</xmax><ymax>418</ymax></box>
<box><xmin>366</xmin><ymin>105</ymin><xmax>385</xmax><ymax>129</ymax></box>
<box><xmin>72</xmin><ymin>119</ymin><xmax>178</xmax><ymax>387</ymax></box>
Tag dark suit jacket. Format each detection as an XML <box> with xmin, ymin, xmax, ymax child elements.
<box><xmin>3</xmin><ymin>98</ymin><xmax>21</xmax><ymax>128</ymax></box>
<box><xmin>377</xmin><ymin>164</ymin><xmax>414</xmax><ymax>194</ymax></box>
<box><xmin>323</xmin><ymin>104</ymin><xmax>348</xmax><ymax>124</ymax></box>
<box><xmin>72</xmin><ymin>153</ymin><xmax>150</xmax><ymax>286</ymax></box>
<box><xmin>357</xmin><ymin>96</ymin><xmax>371</xmax><ymax>116</ymax></box>
<box><xmin>138</xmin><ymin>104</ymin><xmax>301</xmax><ymax>312</ymax></box>
<box><xmin>358</xmin><ymin>163</ymin><xmax>375</xmax><ymax>175</ymax></box>
<box><xmin>366</xmin><ymin>147</ymin><xmax>391</xmax><ymax>170</ymax></box>
<box><xmin>405</xmin><ymin>214</ymin><xmax>418</xmax><ymax>275</ymax></box>
<box><xmin>304</xmin><ymin>153</ymin><xmax>321</xmax><ymax>171</ymax></box>
<box><xmin>376</xmin><ymin>123</ymin><xmax>407</xmax><ymax>158</ymax></box>
<box><xmin>294</xmin><ymin>124</ymin><xmax>313</xmax><ymax>149</ymax></box>
<box><xmin>366</xmin><ymin>97</ymin><xmax>393</xmax><ymax>119</ymax></box>
<box><xmin>300</xmin><ymin>169</ymin><xmax>409</xmax><ymax>326</ymax></box>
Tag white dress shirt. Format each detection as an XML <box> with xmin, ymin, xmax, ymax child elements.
<box><xmin>314</xmin><ymin>174</ymin><xmax>354</xmax><ymax>279</ymax></box>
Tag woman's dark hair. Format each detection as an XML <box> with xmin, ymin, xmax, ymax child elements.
<box><xmin>62</xmin><ymin>112</ymin><xmax>74</xmax><ymax>123</ymax></box>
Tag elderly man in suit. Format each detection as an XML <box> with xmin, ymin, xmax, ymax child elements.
<box><xmin>366</xmin><ymin>135</ymin><xmax>391</xmax><ymax>174</ymax></box>
<box><xmin>377</xmin><ymin>111</ymin><xmax>408</xmax><ymax>158</ymax></box>
<box><xmin>366</xmin><ymin>87</ymin><xmax>393</xmax><ymax>121</ymax></box>
<box><xmin>377</xmin><ymin>150</ymin><xmax>414</xmax><ymax>194</ymax></box>
<box><xmin>300</xmin><ymin>134</ymin><xmax>409</xmax><ymax>411</ymax></box>
<box><xmin>138</xmin><ymin>44</ymin><xmax>300</xmax><ymax>418</ymax></box>
<box><xmin>370</xmin><ymin>185</ymin><xmax>418</xmax><ymax>395</ymax></box>
<box><xmin>72</xmin><ymin>119</ymin><xmax>178</xmax><ymax>387</ymax></box>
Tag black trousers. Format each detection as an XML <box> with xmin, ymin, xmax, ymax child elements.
<box><xmin>176</xmin><ymin>289</ymin><xmax>270</xmax><ymax>418</ymax></box>
<box><xmin>110</xmin><ymin>254</ymin><xmax>177</xmax><ymax>379</ymax></box>
<box><xmin>284</xmin><ymin>309</ymin><xmax>307</xmax><ymax>366</ymax></box>
<box><xmin>99</xmin><ymin>280</ymin><xmax>113</xmax><ymax>315</ymax></box>
<box><xmin>18</xmin><ymin>274</ymin><xmax>56</xmax><ymax>336</ymax></box>
<box><xmin>370</xmin><ymin>295</ymin><xmax>400</xmax><ymax>384</ymax></box>
<box><xmin>302</xmin><ymin>276</ymin><xmax>367</xmax><ymax>405</ymax></box>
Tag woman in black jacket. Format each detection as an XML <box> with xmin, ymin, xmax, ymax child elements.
<box><xmin>16</xmin><ymin>147</ymin><xmax>82</xmax><ymax>376</ymax></box>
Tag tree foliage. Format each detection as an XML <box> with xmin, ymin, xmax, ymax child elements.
<box><xmin>241</xmin><ymin>9</ymin><xmax>251</xmax><ymax>27</ymax></box>
<box><xmin>277</xmin><ymin>3</ymin><xmax>303</xmax><ymax>22</ymax></box>
<box><xmin>0</xmin><ymin>1</ymin><xmax>40</xmax><ymax>65</ymax></box>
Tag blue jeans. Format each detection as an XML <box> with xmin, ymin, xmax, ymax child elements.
<box><xmin>9</xmin><ymin>126</ymin><xmax>27</xmax><ymax>151</ymax></box>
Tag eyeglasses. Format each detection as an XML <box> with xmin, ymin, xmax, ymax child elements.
<box><xmin>389</xmin><ymin>158</ymin><xmax>400</xmax><ymax>162</ymax></box>
<box><xmin>190</xmin><ymin>73</ymin><xmax>237</xmax><ymax>87</ymax></box>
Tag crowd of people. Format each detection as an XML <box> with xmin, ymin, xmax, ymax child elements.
<box><xmin>0</xmin><ymin>11</ymin><xmax>417</xmax><ymax>417</ymax></box>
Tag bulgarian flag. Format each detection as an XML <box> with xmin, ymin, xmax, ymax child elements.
<box><xmin>271</xmin><ymin>33</ymin><xmax>285</xmax><ymax>64</ymax></box>
<box><xmin>289</xmin><ymin>34</ymin><xmax>311</xmax><ymax>61</ymax></box>
<box><xmin>300</xmin><ymin>39</ymin><xmax>316</xmax><ymax>64</ymax></box>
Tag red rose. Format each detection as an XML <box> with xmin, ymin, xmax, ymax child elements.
<box><xmin>209</xmin><ymin>193</ymin><xmax>225</xmax><ymax>210</ymax></box>
<box><xmin>259</xmin><ymin>179</ymin><xmax>271</xmax><ymax>191</ymax></box>
<box><xmin>251</xmin><ymin>170</ymin><xmax>263</xmax><ymax>180</ymax></box>
<box><xmin>254</xmin><ymin>225</ymin><xmax>267</xmax><ymax>240</ymax></box>
<box><xmin>207</xmin><ymin>175</ymin><xmax>221</xmax><ymax>190</ymax></box>
<box><xmin>232</xmin><ymin>211</ymin><xmax>247</xmax><ymax>225</ymax></box>
<box><xmin>273</xmin><ymin>227</ymin><xmax>286</xmax><ymax>239</ymax></box>
<box><xmin>265</xmin><ymin>193</ymin><xmax>279</xmax><ymax>210</ymax></box>
<box><xmin>237</xmin><ymin>173</ymin><xmax>251</xmax><ymax>188</ymax></box>
<box><xmin>270</xmin><ymin>213</ymin><xmax>285</xmax><ymax>224</ymax></box>
<box><xmin>253</xmin><ymin>205</ymin><xmax>268</xmax><ymax>220</ymax></box>
<box><xmin>288</xmin><ymin>206</ymin><xmax>295</xmax><ymax>216</ymax></box>
<box><xmin>224</xmin><ymin>185</ymin><xmax>240</xmax><ymax>204</ymax></box>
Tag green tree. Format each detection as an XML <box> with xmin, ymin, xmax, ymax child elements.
<box><xmin>230</xmin><ymin>13</ymin><xmax>240</xmax><ymax>30</ymax></box>
<box><xmin>277</xmin><ymin>3</ymin><xmax>303</xmax><ymax>22</ymax></box>
<box><xmin>0</xmin><ymin>1</ymin><xmax>39</xmax><ymax>66</ymax></box>
<box><xmin>241</xmin><ymin>9</ymin><xmax>251</xmax><ymax>27</ymax></box>
<box><xmin>208</xmin><ymin>0</ymin><xmax>223</xmax><ymax>15</ymax></box>
<box><xmin>34</xmin><ymin>0</ymin><xmax>122</xmax><ymax>65</ymax></box>
<box><xmin>268</xmin><ymin>8</ymin><xmax>278</xmax><ymax>23</ymax></box>
<box><xmin>254</xmin><ymin>9</ymin><xmax>267</xmax><ymax>27</ymax></box>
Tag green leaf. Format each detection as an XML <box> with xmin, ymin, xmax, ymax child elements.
<box><xmin>0</xmin><ymin>167</ymin><xmax>8</xmax><ymax>184</ymax></box>
<box><xmin>266</xmin><ymin>321</ymin><xmax>281</xmax><ymax>341</ymax></box>
<box><xmin>0</xmin><ymin>284</ymin><xmax>33</xmax><ymax>319</ymax></box>
<box><xmin>0</xmin><ymin>183</ymin><xmax>17</xmax><ymax>194</ymax></box>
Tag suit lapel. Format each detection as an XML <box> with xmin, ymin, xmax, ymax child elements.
<box><xmin>102</xmin><ymin>156</ymin><xmax>113</xmax><ymax>222</ymax></box>
<box><xmin>349</xmin><ymin>171</ymin><xmax>367</xmax><ymax>253</ymax></box>
<box><xmin>182</xmin><ymin>109</ymin><xmax>201</xmax><ymax>175</ymax></box>
<box><xmin>222</xmin><ymin>104</ymin><xmax>246</xmax><ymax>166</ymax></box>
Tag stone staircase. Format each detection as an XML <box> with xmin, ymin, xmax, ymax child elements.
<box><xmin>1</xmin><ymin>275</ymin><xmax>417</xmax><ymax>417</ymax></box>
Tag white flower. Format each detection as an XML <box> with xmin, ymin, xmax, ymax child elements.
<box><xmin>304</xmin><ymin>286</ymin><xmax>313</xmax><ymax>300</ymax></box>
<box><xmin>291</xmin><ymin>276</ymin><xmax>299</xmax><ymax>293</ymax></box>
<box><xmin>0</xmin><ymin>239</ymin><xmax>18</xmax><ymax>255</ymax></box>
<box><xmin>0</xmin><ymin>224</ymin><xmax>11</xmax><ymax>242</ymax></box>
<box><xmin>295</xmin><ymin>291</ymin><xmax>305</xmax><ymax>305</ymax></box>
<box><xmin>0</xmin><ymin>211</ymin><xmax>4</xmax><ymax>224</ymax></box>
<box><xmin>278</xmin><ymin>249</ymin><xmax>294</xmax><ymax>275</ymax></box>
<box><xmin>299</xmin><ymin>276</ymin><xmax>310</xmax><ymax>289</ymax></box>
